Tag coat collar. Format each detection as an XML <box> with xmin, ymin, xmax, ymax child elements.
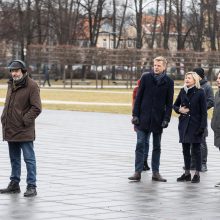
<box><xmin>8</xmin><ymin>73</ymin><xmax>28</xmax><ymax>91</ymax></box>
<box><xmin>150</xmin><ymin>71</ymin><xmax>167</xmax><ymax>86</ymax></box>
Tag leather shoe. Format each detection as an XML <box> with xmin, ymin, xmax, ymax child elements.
<box><xmin>128</xmin><ymin>172</ymin><xmax>141</xmax><ymax>181</ymax></box>
<box><xmin>0</xmin><ymin>181</ymin><xmax>20</xmax><ymax>194</ymax></box>
<box><xmin>152</xmin><ymin>172</ymin><xmax>167</xmax><ymax>182</ymax></box>
<box><xmin>24</xmin><ymin>185</ymin><xmax>37</xmax><ymax>197</ymax></box>
<box><xmin>191</xmin><ymin>174</ymin><xmax>200</xmax><ymax>183</ymax></box>
<box><xmin>177</xmin><ymin>173</ymin><xmax>191</xmax><ymax>182</ymax></box>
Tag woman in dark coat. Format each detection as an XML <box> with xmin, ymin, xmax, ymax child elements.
<box><xmin>173</xmin><ymin>72</ymin><xmax>207</xmax><ymax>183</ymax></box>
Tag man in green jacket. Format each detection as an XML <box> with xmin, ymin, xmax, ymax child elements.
<box><xmin>0</xmin><ymin>60</ymin><xmax>42</xmax><ymax>197</ymax></box>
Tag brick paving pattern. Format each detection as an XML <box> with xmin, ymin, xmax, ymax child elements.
<box><xmin>0</xmin><ymin>108</ymin><xmax>220</xmax><ymax>219</ymax></box>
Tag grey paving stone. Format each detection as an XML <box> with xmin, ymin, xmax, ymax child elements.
<box><xmin>0</xmin><ymin>108</ymin><xmax>220</xmax><ymax>219</ymax></box>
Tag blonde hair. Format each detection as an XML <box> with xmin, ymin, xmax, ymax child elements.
<box><xmin>185</xmin><ymin>71</ymin><xmax>201</xmax><ymax>89</ymax></box>
<box><xmin>154</xmin><ymin>56</ymin><xmax>168</xmax><ymax>67</ymax></box>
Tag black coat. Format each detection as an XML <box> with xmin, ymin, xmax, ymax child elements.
<box><xmin>173</xmin><ymin>87</ymin><xmax>207</xmax><ymax>143</ymax></box>
<box><xmin>133</xmin><ymin>72</ymin><xmax>174</xmax><ymax>133</ymax></box>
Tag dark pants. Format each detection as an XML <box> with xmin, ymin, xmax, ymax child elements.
<box><xmin>182</xmin><ymin>143</ymin><xmax>201</xmax><ymax>172</ymax></box>
<box><xmin>43</xmin><ymin>78</ymin><xmax>51</xmax><ymax>86</ymax></box>
<box><xmin>135</xmin><ymin>130</ymin><xmax>161</xmax><ymax>173</ymax></box>
<box><xmin>191</xmin><ymin>135</ymin><xmax>207</xmax><ymax>166</ymax></box>
<box><xmin>144</xmin><ymin>133</ymin><xmax>150</xmax><ymax>162</ymax></box>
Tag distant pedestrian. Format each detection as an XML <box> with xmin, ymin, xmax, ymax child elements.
<box><xmin>211</xmin><ymin>73</ymin><xmax>220</xmax><ymax>187</ymax></box>
<box><xmin>174</xmin><ymin>72</ymin><xmax>207</xmax><ymax>183</ymax></box>
<box><xmin>191</xmin><ymin>68</ymin><xmax>214</xmax><ymax>172</ymax></box>
<box><xmin>132</xmin><ymin>79</ymin><xmax>150</xmax><ymax>171</ymax></box>
<box><xmin>43</xmin><ymin>64</ymin><xmax>51</xmax><ymax>87</ymax></box>
<box><xmin>128</xmin><ymin>56</ymin><xmax>174</xmax><ymax>182</ymax></box>
<box><xmin>0</xmin><ymin>60</ymin><xmax>42</xmax><ymax>197</ymax></box>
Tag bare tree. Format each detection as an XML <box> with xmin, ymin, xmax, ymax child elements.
<box><xmin>134</xmin><ymin>0</ymin><xmax>143</xmax><ymax>48</ymax></box>
<box><xmin>149</xmin><ymin>0</ymin><xmax>160</xmax><ymax>48</ymax></box>
<box><xmin>114</xmin><ymin>0</ymin><xmax>128</xmax><ymax>49</ymax></box>
<box><xmin>188</xmin><ymin>0</ymin><xmax>205</xmax><ymax>51</ymax></box>
<box><xmin>206</xmin><ymin>0</ymin><xmax>217</xmax><ymax>51</ymax></box>
<box><xmin>79</xmin><ymin>0</ymin><xmax>106</xmax><ymax>47</ymax></box>
<box><xmin>46</xmin><ymin>0</ymin><xmax>79</xmax><ymax>45</ymax></box>
<box><xmin>163</xmin><ymin>0</ymin><xmax>172</xmax><ymax>49</ymax></box>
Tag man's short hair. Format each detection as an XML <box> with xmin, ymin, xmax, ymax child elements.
<box><xmin>153</xmin><ymin>56</ymin><xmax>167</xmax><ymax>66</ymax></box>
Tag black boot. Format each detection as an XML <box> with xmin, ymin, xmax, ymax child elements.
<box><xmin>0</xmin><ymin>181</ymin><xmax>20</xmax><ymax>194</ymax></box>
<box><xmin>177</xmin><ymin>173</ymin><xmax>191</xmax><ymax>182</ymax></box>
<box><xmin>143</xmin><ymin>160</ymin><xmax>150</xmax><ymax>171</ymax></box>
<box><xmin>191</xmin><ymin>174</ymin><xmax>200</xmax><ymax>183</ymax></box>
<box><xmin>24</xmin><ymin>185</ymin><xmax>37</xmax><ymax>197</ymax></box>
<box><xmin>128</xmin><ymin>172</ymin><xmax>141</xmax><ymax>181</ymax></box>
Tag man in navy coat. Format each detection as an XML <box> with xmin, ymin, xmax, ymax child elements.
<box><xmin>128</xmin><ymin>56</ymin><xmax>174</xmax><ymax>182</ymax></box>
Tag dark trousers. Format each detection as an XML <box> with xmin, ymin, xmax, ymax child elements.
<box><xmin>182</xmin><ymin>143</ymin><xmax>201</xmax><ymax>172</ymax></box>
<box><xmin>43</xmin><ymin>79</ymin><xmax>51</xmax><ymax>86</ymax></box>
<box><xmin>191</xmin><ymin>135</ymin><xmax>207</xmax><ymax>166</ymax></box>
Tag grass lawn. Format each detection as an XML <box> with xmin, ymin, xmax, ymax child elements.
<box><xmin>0</xmin><ymin>87</ymin><xmax>133</xmax><ymax>114</ymax></box>
<box><xmin>0</xmin><ymin>85</ymin><xmax>216</xmax><ymax>117</ymax></box>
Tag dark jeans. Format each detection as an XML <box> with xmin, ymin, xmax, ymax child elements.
<box><xmin>8</xmin><ymin>141</ymin><xmax>37</xmax><ymax>186</ymax></box>
<box><xmin>144</xmin><ymin>133</ymin><xmax>150</xmax><ymax>161</ymax></box>
<box><xmin>135</xmin><ymin>130</ymin><xmax>161</xmax><ymax>173</ymax></box>
<box><xmin>182</xmin><ymin>143</ymin><xmax>201</xmax><ymax>171</ymax></box>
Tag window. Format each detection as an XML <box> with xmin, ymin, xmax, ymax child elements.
<box><xmin>103</xmin><ymin>39</ymin><xmax>107</xmax><ymax>48</ymax></box>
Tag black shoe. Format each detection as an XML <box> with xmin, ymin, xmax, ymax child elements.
<box><xmin>24</xmin><ymin>185</ymin><xmax>37</xmax><ymax>197</ymax></box>
<box><xmin>0</xmin><ymin>181</ymin><xmax>20</xmax><ymax>194</ymax></box>
<box><xmin>191</xmin><ymin>174</ymin><xmax>200</xmax><ymax>183</ymax></box>
<box><xmin>201</xmin><ymin>164</ymin><xmax>208</xmax><ymax>172</ymax></box>
<box><xmin>152</xmin><ymin>172</ymin><xmax>167</xmax><ymax>182</ymax></box>
<box><xmin>177</xmin><ymin>173</ymin><xmax>191</xmax><ymax>182</ymax></box>
<box><xmin>128</xmin><ymin>172</ymin><xmax>141</xmax><ymax>181</ymax></box>
<box><xmin>143</xmin><ymin>160</ymin><xmax>150</xmax><ymax>171</ymax></box>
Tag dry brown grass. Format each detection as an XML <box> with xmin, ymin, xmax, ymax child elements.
<box><xmin>0</xmin><ymin>86</ymin><xmax>216</xmax><ymax>117</ymax></box>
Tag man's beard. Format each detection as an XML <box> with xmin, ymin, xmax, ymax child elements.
<box><xmin>12</xmin><ymin>75</ymin><xmax>23</xmax><ymax>81</ymax></box>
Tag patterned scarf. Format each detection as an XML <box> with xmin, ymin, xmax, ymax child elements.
<box><xmin>153</xmin><ymin>72</ymin><xmax>166</xmax><ymax>84</ymax></box>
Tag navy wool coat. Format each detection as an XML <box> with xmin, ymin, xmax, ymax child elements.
<box><xmin>173</xmin><ymin>87</ymin><xmax>207</xmax><ymax>143</ymax></box>
<box><xmin>133</xmin><ymin>72</ymin><xmax>174</xmax><ymax>133</ymax></box>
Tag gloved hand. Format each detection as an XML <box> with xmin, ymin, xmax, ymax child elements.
<box><xmin>131</xmin><ymin>116</ymin><xmax>139</xmax><ymax>125</ymax></box>
<box><xmin>161</xmin><ymin>120</ymin><xmax>169</xmax><ymax>128</ymax></box>
<box><xmin>195</xmin><ymin>128</ymin><xmax>204</xmax><ymax>136</ymax></box>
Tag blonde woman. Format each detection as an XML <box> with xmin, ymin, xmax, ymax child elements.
<box><xmin>173</xmin><ymin>72</ymin><xmax>207</xmax><ymax>183</ymax></box>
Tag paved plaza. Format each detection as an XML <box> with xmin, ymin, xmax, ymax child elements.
<box><xmin>0</xmin><ymin>108</ymin><xmax>220</xmax><ymax>219</ymax></box>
